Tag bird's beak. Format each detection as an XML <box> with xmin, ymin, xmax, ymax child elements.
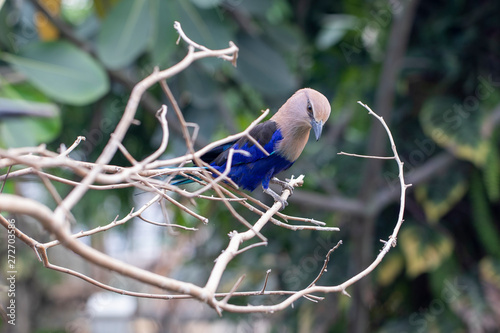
<box><xmin>311</xmin><ymin>119</ymin><xmax>323</xmax><ymax>141</ymax></box>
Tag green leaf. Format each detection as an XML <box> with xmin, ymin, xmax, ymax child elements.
<box><xmin>190</xmin><ymin>0</ymin><xmax>223</xmax><ymax>9</ymax></box>
<box><xmin>0</xmin><ymin>4</ymin><xmax>15</xmax><ymax>52</ymax></box>
<box><xmin>483</xmin><ymin>144</ymin><xmax>500</xmax><ymax>201</ymax></box>
<box><xmin>0</xmin><ymin>74</ymin><xmax>61</xmax><ymax>148</ymax></box>
<box><xmin>0</xmin><ymin>97</ymin><xmax>58</xmax><ymax>118</ymax></box>
<box><xmin>470</xmin><ymin>172</ymin><xmax>500</xmax><ymax>256</ymax></box>
<box><xmin>173</xmin><ymin>1</ymin><xmax>233</xmax><ymax>49</ymax></box>
<box><xmin>0</xmin><ymin>113</ymin><xmax>61</xmax><ymax>148</ymax></box>
<box><xmin>148</xmin><ymin>0</ymin><xmax>233</xmax><ymax>70</ymax></box>
<box><xmin>415</xmin><ymin>165</ymin><xmax>468</xmax><ymax>223</ymax></box>
<box><xmin>237</xmin><ymin>0</ymin><xmax>272</xmax><ymax>16</ymax></box>
<box><xmin>0</xmin><ymin>178</ymin><xmax>15</xmax><ymax>194</ymax></box>
<box><xmin>420</xmin><ymin>96</ymin><xmax>490</xmax><ymax>166</ymax></box>
<box><xmin>400</xmin><ymin>224</ymin><xmax>454</xmax><ymax>278</ymax></box>
<box><xmin>316</xmin><ymin>14</ymin><xmax>358</xmax><ymax>50</ymax></box>
<box><xmin>96</xmin><ymin>0</ymin><xmax>153</xmax><ymax>69</ymax></box>
<box><xmin>1</xmin><ymin>41</ymin><xmax>109</xmax><ymax>105</ymax></box>
<box><xmin>0</xmin><ymin>79</ymin><xmax>51</xmax><ymax>102</ymax></box>
<box><xmin>236</xmin><ymin>34</ymin><xmax>298</xmax><ymax>97</ymax></box>
<box><xmin>180</xmin><ymin>66</ymin><xmax>217</xmax><ymax>108</ymax></box>
<box><xmin>148</xmin><ymin>0</ymin><xmax>178</xmax><ymax>68</ymax></box>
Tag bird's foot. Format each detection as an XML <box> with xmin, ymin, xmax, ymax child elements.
<box><xmin>263</xmin><ymin>187</ymin><xmax>288</xmax><ymax>211</ymax></box>
<box><xmin>271</xmin><ymin>177</ymin><xmax>294</xmax><ymax>195</ymax></box>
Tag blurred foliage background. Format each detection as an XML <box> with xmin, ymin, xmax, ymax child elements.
<box><xmin>1</xmin><ymin>0</ymin><xmax>500</xmax><ymax>332</ymax></box>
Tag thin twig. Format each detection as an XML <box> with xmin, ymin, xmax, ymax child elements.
<box><xmin>234</xmin><ymin>241</ymin><xmax>268</xmax><ymax>256</ymax></box>
<box><xmin>139</xmin><ymin>176</ymin><xmax>209</xmax><ymax>224</ymax></box>
<box><xmin>259</xmin><ymin>269</ymin><xmax>272</xmax><ymax>294</ymax></box>
<box><xmin>269</xmin><ymin>219</ymin><xmax>339</xmax><ymax>232</ymax></box>
<box><xmin>307</xmin><ymin>240</ymin><xmax>343</xmax><ymax>288</ymax></box>
<box><xmin>113</xmin><ymin>134</ymin><xmax>138</xmax><ymax>165</ymax></box>
<box><xmin>197</xmin><ymin>194</ymin><xmax>246</xmax><ymax>202</ymax></box>
<box><xmin>43</xmin><ymin>195</ymin><xmax>160</xmax><ymax>249</ymax></box>
<box><xmin>0</xmin><ymin>18</ymin><xmax>407</xmax><ymax>316</ymax></box>
<box><xmin>220</xmin><ymin>274</ymin><xmax>246</xmax><ymax>306</ymax></box>
<box><xmin>337</xmin><ymin>152</ymin><xmax>395</xmax><ymax>159</ymax></box>
<box><xmin>0</xmin><ymin>165</ymin><xmax>12</xmax><ymax>193</ymax></box>
<box><xmin>58</xmin><ymin>136</ymin><xmax>85</xmax><ymax>157</ymax></box>
<box><xmin>139</xmin><ymin>105</ymin><xmax>169</xmax><ymax>166</ymax></box>
<box><xmin>204</xmin><ymin>175</ymin><xmax>303</xmax><ymax>297</ymax></box>
<box><xmin>138</xmin><ymin>214</ymin><xmax>198</xmax><ymax>231</ymax></box>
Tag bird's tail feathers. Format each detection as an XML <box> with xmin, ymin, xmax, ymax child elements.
<box><xmin>171</xmin><ymin>166</ymin><xmax>207</xmax><ymax>185</ymax></box>
<box><xmin>133</xmin><ymin>166</ymin><xmax>205</xmax><ymax>196</ymax></box>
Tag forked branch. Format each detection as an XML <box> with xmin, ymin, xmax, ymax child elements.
<box><xmin>0</xmin><ymin>23</ymin><xmax>407</xmax><ymax>315</ymax></box>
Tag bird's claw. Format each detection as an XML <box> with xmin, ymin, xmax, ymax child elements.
<box><xmin>271</xmin><ymin>177</ymin><xmax>294</xmax><ymax>195</ymax></box>
<box><xmin>263</xmin><ymin>187</ymin><xmax>288</xmax><ymax>211</ymax></box>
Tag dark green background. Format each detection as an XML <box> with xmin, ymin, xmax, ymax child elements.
<box><xmin>1</xmin><ymin>0</ymin><xmax>500</xmax><ymax>332</ymax></box>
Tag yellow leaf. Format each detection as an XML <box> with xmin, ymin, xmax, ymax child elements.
<box><xmin>35</xmin><ymin>0</ymin><xmax>61</xmax><ymax>41</ymax></box>
<box><xmin>377</xmin><ymin>252</ymin><xmax>404</xmax><ymax>286</ymax></box>
<box><xmin>93</xmin><ymin>0</ymin><xmax>120</xmax><ymax>18</ymax></box>
<box><xmin>400</xmin><ymin>226</ymin><xmax>454</xmax><ymax>277</ymax></box>
<box><xmin>479</xmin><ymin>258</ymin><xmax>500</xmax><ymax>289</ymax></box>
<box><xmin>428</xmin><ymin>127</ymin><xmax>490</xmax><ymax>166</ymax></box>
<box><xmin>415</xmin><ymin>178</ymin><xmax>468</xmax><ymax>224</ymax></box>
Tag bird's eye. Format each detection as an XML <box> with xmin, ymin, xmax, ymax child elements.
<box><xmin>307</xmin><ymin>101</ymin><xmax>313</xmax><ymax>114</ymax></box>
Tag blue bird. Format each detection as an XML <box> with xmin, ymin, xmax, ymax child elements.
<box><xmin>180</xmin><ymin>88</ymin><xmax>331</xmax><ymax>207</ymax></box>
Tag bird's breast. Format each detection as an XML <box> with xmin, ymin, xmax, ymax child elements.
<box><xmin>276</xmin><ymin>127</ymin><xmax>310</xmax><ymax>162</ymax></box>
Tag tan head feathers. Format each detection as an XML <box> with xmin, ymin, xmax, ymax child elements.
<box><xmin>271</xmin><ymin>88</ymin><xmax>331</xmax><ymax>161</ymax></box>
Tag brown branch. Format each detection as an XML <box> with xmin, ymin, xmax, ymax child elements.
<box><xmin>204</xmin><ymin>175</ymin><xmax>304</xmax><ymax>296</ymax></box>
<box><xmin>138</xmin><ymin>214</ymin><xmax>198</xmax><ymax>231</ymax></box>
<box><xmin>259</xmin><ymin>269</ymin><xmax>272</xmax><ymax>294</ymax></box>
<box><xmin>0</xmin><ymin>165</ymin><xmax>11</xmax><ymax>193</ymax></box>
<box><xmin>0</xmin><ymin>194</ymin><xmax>214</xmax><ymax>303</ymax></box>
<box><xmin>0</xmin><ymin>17</ymin><xmax>409</xmax><ymax>317</ymax></box>
<box><xmin>307</xmin><ymin>240</ymin><xmax>343</xmax><ymax>288</ymax></box>
<box><xmin>220</xmin><ymin>274</ymin><xmax>246</xmax><ymax>307</ymax></box>
<box><xmin>291</xmin><ymin>151</ymin><xmax>454</xmax><ymax>217</ymax></box>
<box><xmin>337</xmin><ymin>152</ymin><xmax>395</xmax><ymax>159</ymax></box>
<box><xmin>0</xmin><ymin>92</ymin><xmax>406</xmax><ymax>315</ymax></box>
<box><xmin>58</xmin><ymin>136</ymin><xmax>86</xmax><ymax>157</ymax></box>
<box><xmin>52</xmin><ymin>22</ymin><xmax>238</xmax><ymax>226</ymax></box>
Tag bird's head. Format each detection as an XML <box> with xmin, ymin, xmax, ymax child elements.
<box><xmin>275</xmin><ymin>88</ymin><xmax>331</xmax><ymax>141</ymax></box>
<box><xmin>303</xmin><ymin>88</ymin><xmax>331</xmax><ymax>141</ymax></box>
<box><xmin>271</xmin><ymin>88</ymin><xmax>331</xmax><ymax>161</ymax></box>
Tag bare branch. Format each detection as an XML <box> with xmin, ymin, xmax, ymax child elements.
<box><xmin>337</xmin><ymin>151</ymin><xmax>395</xmax><ymax>159</ymax></box>
<box><xmin>0</xmin><ymin>165</ymin><xmax>12</xmax><ymax>193</ymax></box>
<box><xmin>58</xmin><ymin>136</ymin><xmax>85</xmax><ymax>157</ymax></box>
<box><xmin>259</xmin><ymin>269</ymin><xmax>272</xmax><ymax>294</ymax></box>
<box><xmin>234</xmin><ymin>241</ymin><xmax>268</xmax><ymax>256</ymax></box>
<box><xmin>0</xmin><ymin>21</ymin><xmax>406</xmax><ymax>317</ymax></box>
<box><xmin>138</xmin><ymin>214</ymin><xmax>198</xmax><ymax>231</ymax></box>
<box><xmin>220</xmin><ymin>274</ymin><xmax>246</xmax><ymax>306</ymax></box>
<box><xmin>307</xmin><ymin>240</ymin><xmax>343</xmax><ymax>288</ymax></box>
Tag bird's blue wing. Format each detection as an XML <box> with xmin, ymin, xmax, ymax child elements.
<box><xmin>200</xmin><ymin>141</ymin><xmax>237</xmax><ymax>164</ymax></box>
<box><xmin>205</xmin><ymin>121</ymin><xmax>294</xmax><ymax>191</ymax></box>
<box><xmin>208</xmin><ymin>121</ymin><xmax>280</xmax><ymax>167</ymax></box>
